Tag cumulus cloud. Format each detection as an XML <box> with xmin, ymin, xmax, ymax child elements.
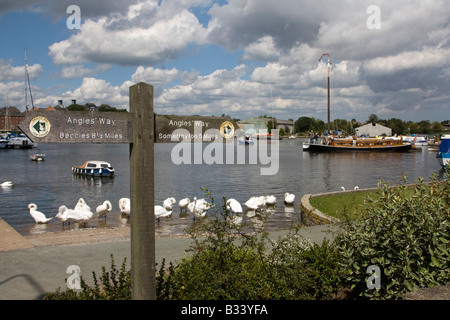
<box><xmin>60</xmin><ymin>64</ymin><xmax>111</xmax><ymax>79</ymax></box>
<box><xmin>48</xmin><ymin>1</ymin><xmax>208</xmax><ymax>66</ymax></box>
<box><xmin>3</xmin><ymin>0</ymin><xmax>449</xmax><ymax>122</ymax></box>
<box><xmin>0</xmin><ymin>59</ymin><xmax>43</xmax><ymax>81</ymax></box>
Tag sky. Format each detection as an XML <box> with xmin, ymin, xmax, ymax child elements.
<box><xmin>0</xmin><ymin>0</ymin><xmax>449</xmax><ymax>123</ymax></box>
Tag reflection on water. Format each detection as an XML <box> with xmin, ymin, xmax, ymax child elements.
<box><xmin>0</xmin><ymin>141</ymin><xmax>444</xmax><ymax>237</ymax></box>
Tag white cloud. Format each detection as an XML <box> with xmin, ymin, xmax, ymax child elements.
<box><xmin>242</xmin><ymin>36</ymin><xmax>280</xmax><ymax>61</ymax></box>
<box><xmin>131</xmin><ymin>66</ymin><xmax>181</xmax><ymax>86</ymax></box>
<box><xmin>363</xmin><ymin>48</ymin><xmax>450</xmax><ymax>76</ymax></box>
<box><xmin>60</xmin><ymin>64</ymin><xmax>111</xmax><ymax>79</ymax></box>
<box><xmin>0</xmin><ymin>59</ymin><xmax>43</xmax><ymax>81</ymax></box>
<box><xmin>62</xmin><ymin>77</ymin><xmax>129</xmax><ymax>108</ymax></box>
<box><xmin>48</xmin><ymin>3</ymin><xmax>208</xmax><ymax>66</ymax></box>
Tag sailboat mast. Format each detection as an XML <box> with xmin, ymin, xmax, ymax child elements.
<box><xmin>24</xmin><ymin>49</ymin><xmax>27</xmax><ymax>111</ymax></box>
<box><xmin>24</xmin><ymin>48</ymin><xmax>34</xmax><ymax>111</ymax></box>
<box><xmin>319</xmin><ymin>53</ymin><xmax>331</xmax><ymax>133</ymax></box>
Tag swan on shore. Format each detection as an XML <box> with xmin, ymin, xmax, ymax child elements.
<box><xmin>74</xmin><ymin>198</ymin><xmax>91</xmax><ymax>213</ymax></box>
<box><xmin>56</xmin><ymin>206</ymin><xmax>73</xmax><ymax>226</ymax></box>
<box><xmin>96</xmin><ymin>200</ymin><xmax>112</xmax><ymax>219</ymax></box>
<box><xmin>226</xmin><ymin>198</ymin><xmax>243</xmax><ymax>213</ymax></box>
<box><xmin>178</xmin><ymin>198</ymin><xmax>190</xmax><ymax>212</ymax></box>
<box><xmin>28</xmin><ymin>203</ymin><xmax>53</xmax><ymax>224</ymax></box>
<box><xmin>354</xmin><ymin>186</ymin><xmax>360</xmax><ymax>191</ymax></box>
<box><xmin>187</xmin><ymin>197</ymin><xmax>210</xmax><ymax>218</ymax></box>
<box><xmin>155</xmin><ymin>205</ymin><xmax>173</xmax><ymax>221</ymax></box>
<box><xmin>265</xmin><ymin>195</ymin><xmax>276</xmax><ymax>206</ymax></box>
<box><xmin>244</xmin><ymin>196</ymin><xmax>265</xmax><ymax>211</ymax></box>
<box><xmin>163</xmin><ymin>197</ymin><xmax>176</xmax><ymax>210</ymax></box>
<box><xmin>119</xmin><ymin>198</ymin><xmax>130</xmax><ymax>216</ymax></box>
<box><xmin>284</xmin><ymin>193</ymin><xmax>295</xmax><ymax>205</ymax></box>
<box><xmin>340</xmin><ymin>186</ymin><xmax>346</xmax><ymax>191</ymax></box>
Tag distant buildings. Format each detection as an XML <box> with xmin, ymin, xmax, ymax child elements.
<box><xmin>0</xmin><ymin>106</ymin><xmax>25</xmax><ymax>131</ymax></box>
<box><xmin>238</xmin><ymin>117</ymin><xmax>294</xmax><ymax>134</ymax></box>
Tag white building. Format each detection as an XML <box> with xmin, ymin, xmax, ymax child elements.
<box><xmin>355</xmin><ymin>123</ymin><xmax>392</xmax><ymax>137</ymax></box>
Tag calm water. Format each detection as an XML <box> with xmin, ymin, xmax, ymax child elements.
<box><xmin>0</xmin><ymin>139</ymin><xmax>444</xmax><ymax>237</ymax></box>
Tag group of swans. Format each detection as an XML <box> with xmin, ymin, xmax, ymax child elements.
<box><xmin>117</xmin><ymin>197</ymin><xmax>178</xmax><ymax>221</ymax></box>
<box><xmin>27</xmin><ymin>192</ymin><xmax>298</xmax><ymax>226</ymax></box>
<box><xmin>28</xmin><ymin>198</ymin><xmax>112</xmax><ymax>226</ymax></box>
<box><xmin>340</xmin><ymin>186</ymin><xmax>360</xmax><ymax>191</ymax></box>
<box><xmin>243</xmin><ymin>193</ymin><xmax>295</xmax><ymax>211</ymax></box>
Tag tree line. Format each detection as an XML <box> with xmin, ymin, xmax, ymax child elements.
<box><xmin>294</xmin><ymin>113</ymin><xmax>447</xmax><ymax>135</ymax></box>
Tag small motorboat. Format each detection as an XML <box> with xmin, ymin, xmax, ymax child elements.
<box><xmin>30</xmin><ymin>153</ymin><xmax>45</xmax><ymax>161</ymax></box>
<box><xmin>72</xmin><ymin>160</ymin><xmax>115</xmax><ymax>177</ymax></box>
<box><xmin>238</xmin><ymin>135</ymin><xmax>254</xmax><ymax>145</ymax></box>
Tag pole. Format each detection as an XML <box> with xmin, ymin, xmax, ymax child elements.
<box><xmin>129</xmin><ymin>82</ymin><xmax>156</xmax><ymax>300</ymax></box>
<box><xmin>327</xmin><ymin>61</ymin><xmax>330</xmax><ymax>134</ymax></box>
<box><xmin>319</xmin><ymin>53</ymin><xmax>331</xmax><ymax>134</ymax></box>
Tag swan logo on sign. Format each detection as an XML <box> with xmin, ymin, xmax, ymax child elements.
<box><xmin>29</xmin><ymin>116</ymin><xmax>51</xmax><ymax>138</ymax></box>
<box><xmin>220</xmin><ymin>121</ymin><xmax>235</xmax><ymax>139</ymax></box>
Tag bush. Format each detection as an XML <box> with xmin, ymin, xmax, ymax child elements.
<box><xmin>268</xmin><ymin>233</ymin><xmax>343</xmax><ymax>299</ymax></box>
<box><xmin>336</xmin><ymin>173</ymin><xmax>450</xmax><ymax>299</ymax></box>
<box><xmin>43</xmin><ymin>254</ymin><xmax>131</xmax><ymax>300</ymax></box>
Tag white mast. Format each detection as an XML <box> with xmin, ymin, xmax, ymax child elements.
<box><xmin>25</xmin><ymin>48</ymin><xmax>28</xmax><ymax>111</ymax></box>
<box><xmin>24</xmin><ymin>48</ymin><xmax>34</xmax><ymax>111</ymax></box>
<box><xmin>319</xmin><ymin>53</ymin><xmax>331</xmax><ymax>133</ymax></box>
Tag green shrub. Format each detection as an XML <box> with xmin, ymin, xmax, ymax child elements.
<box><xmin>43</xmin><ymin>254</ymin><xmax>131</xmax><ymax>300</ymax></box>
<box><xmin>336</xmin><ymin>174</ymin><xmax>450</xmax><ymax>299</ymax></box>
<box><xmin>268</xmin><ymin>233</ymin><xmax>343</xmax><ymax>299</ymax></box>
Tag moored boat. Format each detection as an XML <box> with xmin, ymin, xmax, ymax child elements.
<box><xmin>7</xmin><ymin>136</ymin><xmax>36</xmax><ymax>149</ymax></box>
<box><xmin>303</xmin><ymin>136</ymin><xmax>412</xmax><ymax>152</ymax></box>
<box><xmin>401</xmin><ymin>135</ymin><xmax>428</xmax><ymax>147</ymax></box>
<box><xmin>436</xmin><ymin>135</ymin><xmax>450</xmax><ymax>168</ymax></box>
<box><xmin>238</xmin><ymin>135</ymin><xmax>255</xmax><ymax>145</ymax></box>
<box><xmin>30</xmin><ymin>153</ymin><xmax>45</xmax><ymax>161</ymax></box>
<box><xmin>302</xmin><ymin>54</ymin><xmax>412</xmax><ymax>153</ymax></box>
<box><xmin>72</xmin><ymin>160</ymin><xmax>115</xmax><ymax>177</ymax></box>
<box><xmin>0</xmin><ymin>139</ymin><xmax>7</xmax><ymax>149</ymax></box>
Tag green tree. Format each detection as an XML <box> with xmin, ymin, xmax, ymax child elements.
<box><xmin>368</xmin><ymin>114</ymin><xmax>379</xmax><ymax>123</ymax></box>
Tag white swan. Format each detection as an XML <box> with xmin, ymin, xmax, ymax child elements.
<box><xmin>74</xmin><ymin>198</ymin><xmax>91</xmax><ymax>213</ymax></box>
<box><xmin>163</xmin><ymin>197</ymin><xmax>176</xmax><ymax>210</ymax></box>
<box><xmin>244</xmin><ymin>196</ymin><xmax>265</xmax><ymax>211</ymax></box>
<box><xmin>340</xmin><ymin>186</ymin><xmax>346</xmax><ymax>191</ymax></box>
<box><xmin>354</xmin><ymin>186</ymin><xmax>360</xmax><ymax>191</ymax></box>
<box><xmin>28</xmin><ymin>203</ymin><xmax>52</xmax><ymax>224</ymax></box>
<box><xmin>56</xmin><ymin>205</ymin><xmax>74</xmax><ymax>226</ymax></box>
<box><xmin>187</xmin><ymin>197</ymin><xmax>210</xmax><ymax>218</ymax></box>
<box><xmin>1</xmin><ymin>181</ymin><xmax>13</xmax><ymax>188</ymax></box>
<box><xmin>178</xmin><ymin>198</ymin><xmax>190</xmax><ymax>212</ymax></box>
<box><xmin>265</xmin><ymin>195</ymin><xmax>276</xmax><ymax>205</ymax></box>
<box><xmin>96</xmin><ymin>200</ymin><xmax>112</xmax><ymax>219</ymax></box>
<box><xmin>284</xmin><ymin>193</ymin><xmax>295</xmax><ymax>205</ymax></box>
<box><xmin>226</xmin><ymin>198</ymin><xmax>243</xmax><ymax>213</ymax></box>
<box><xmin>155</xmin><ymin>205</ymin><xmax>173</xmax><ymax>221</ymax></box>
<box><xmin>119</xmin><ymin>198</ymin><xmax>130</xmax><ymax>216</ymax></box>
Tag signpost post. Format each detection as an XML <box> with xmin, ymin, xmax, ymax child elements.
<box><xmin>129</xmin><ymin>82</ymin><xmax>155</xmax><ymax>300</ymax></box>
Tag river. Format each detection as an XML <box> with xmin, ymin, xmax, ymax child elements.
<box><xmin>0</xmin><ymin>139</ymin><xmax>444</xmax><ymax>237</ymax></box>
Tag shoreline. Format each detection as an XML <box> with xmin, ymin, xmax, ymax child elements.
<box><xmin>0</xmin><ymin>219</ymin><xmax>192</xmax><ymax>251</ymax></box>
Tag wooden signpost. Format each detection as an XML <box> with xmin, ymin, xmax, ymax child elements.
<box><xmin>18</xmin><ymin>82</ymin><xmax>239</xmax><ymax>300</ymax></box>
